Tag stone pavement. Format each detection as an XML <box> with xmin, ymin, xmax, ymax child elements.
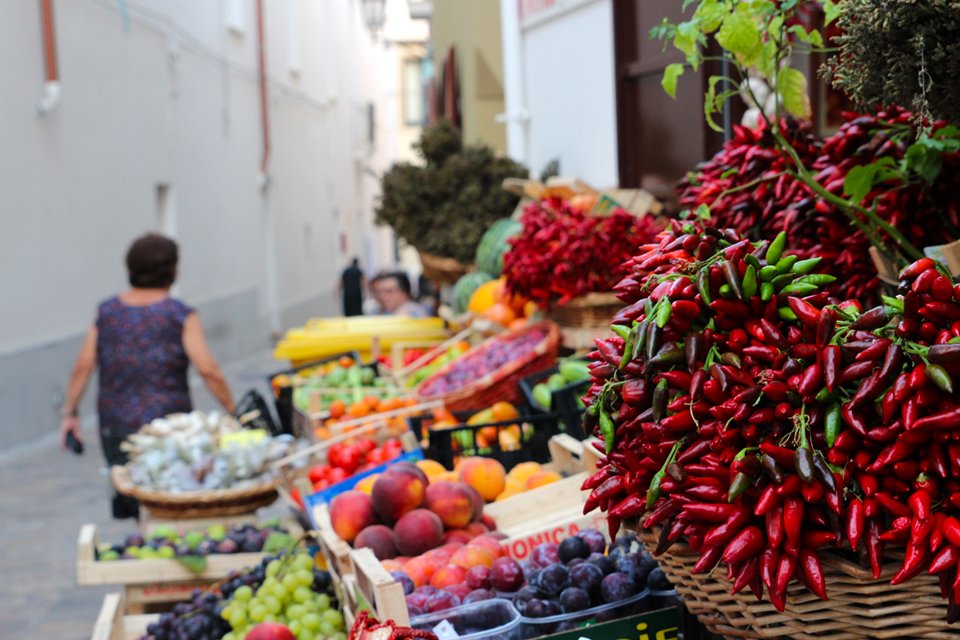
<box><xmin>0</xmin><ymin>350</ymin><xmax>285</xmax><ymax>640</ymax></box>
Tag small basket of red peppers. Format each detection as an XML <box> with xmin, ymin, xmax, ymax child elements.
<box><xmin>581</xmin><ymin>219</ymin><xmax>960</xmax><ymax>633</ymax></box>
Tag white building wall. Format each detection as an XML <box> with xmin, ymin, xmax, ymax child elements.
<box><xmin>0</xmin><ymin>0</ymin><xmax>427</xmax><ymax>447</ymax></box>
<box><xmin>499</xmin><ymin>0</ymin><xmax>618</xmax><ymax>187</ymax></box>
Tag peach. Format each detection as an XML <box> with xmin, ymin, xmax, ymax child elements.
<box><xmin>463</xmin><ymin>485</ymin><xmax>484</xmax><ymax>522</ymax></box>
<box><xmin>355</xmin><ymin>473</ymin><xmax>379</xmax><ymax>495</ymax></box>
<box><xmin>390</xmin><ymin>461</ymin><xmax>429</xmax><ymax>485</ymax></box>
<box><xmin>353</xmin><ymin>524</ymin><xmax>398</xmax><ymax>560</ymax></box>
<box><xmin>450</xmin><ymin>543</ymin><xmax>495</xmax><ymax>569</ymax></box>
<box><xmin>525</xmin><ymin>470</ymin><xmax>562</xmax><ymax>490</ymax></box>
<box><xmin>381</xmin><ymin>559</ymin><xmax>403</xmax><ymax>572</ymax></box>
<box><xmin>329</xmin><ymin>490</ymin><xmax>377</xmax><ymax>543</ymax></box>
<box><xmin>425</xmin><ymin>481</ymin><xmax>475</xmax><ymax>529</ymax></box>
<box><xmin>372</xmin><ymin>467</ymin><xmax>427</xmax><ymax>524</ymax></box>
<box><xmin>458</xmin><ymin>458</ymin><xmax>506</xmax><ymax>502</ymax></box>
<box><xmin>402</xmin><ymin>557</ymin><xmax>435</xmax><ymax>587</ymax></box>
<box><xmin>464</xmin><ymin>522</ymin><xmax>490</xmax><ymax>537</ymax></box>
<box><xmin>394</xmin><ymin>509</ymin><xmax>444</xmax><ymax>556</ymax></box>
<box><xmin>423</xmin><ymin>547</ymin><xmax>453</xmax><ymax>564</ymax></box>
<box><xmin>430</xmin><ymin>563</ymin><xmax>468</xmax><ymax>589</ymax></box>
<box><xmin>481</xmin><ymin>513</ymin><xmax>498</xmax><ymax>531</ymax></box>
<box><xmin>442</xmin><ymin>529</ymin><xmax>474</xmax><ymax>545</ymax></box>
<box><xmin>416</xmin><ymin>459</ymin><xmax>448</xmax><ymax>479</ymax></box>
<box><xmin>469</xmin><ymin>535</ymin><xmax>504</xmax><ymax>560</ymax></box>
<box><xmin>506</xmin><ymin>461</ymin><xmax>541</xmax><ymax>485</ymax></box>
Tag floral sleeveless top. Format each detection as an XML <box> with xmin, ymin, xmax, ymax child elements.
<box><xmin>96</xmin><ymin>296</ymin><xmax>194</xmax><ymax>437</ymax></box>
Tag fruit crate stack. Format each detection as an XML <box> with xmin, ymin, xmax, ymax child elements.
<box><xmin>77</xmin><ymin>522</ymin><xmax>294</xmax><ymax>614</ymax></box>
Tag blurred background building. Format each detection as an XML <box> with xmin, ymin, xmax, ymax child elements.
<box><xmin>1</xmin><ymin>0</ymin><xmax>428</xmax><ymax>447</ymax></box>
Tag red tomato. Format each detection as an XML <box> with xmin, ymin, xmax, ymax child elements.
<box><xmin>367</xmin><ymin>449</ymin><xmax>387</xmax><ymax>464</ymax></box>
<box><xmin>312</xmin><ymin>479</ymin><xmax>329</xmax><ymax>491</ymax></box>
<box><xmin>307</xmin><ymin>465</ymin><xmax>328</xmax><ymax>484</ymax></box>
<box><xmin>327</xmin><ymin>467</ymin><xmax>348</xmax><ymax>483</ymax></box>
<box><xmin>357</xmin><ymin>439</ymin><xmax>377</xmax><ymax>454</ymax></box>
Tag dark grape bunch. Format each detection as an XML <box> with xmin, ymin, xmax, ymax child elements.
<box><xmin>142</xmin><ymin>589</ymin><xmax>232</xmax><ymax>640</ymax></box>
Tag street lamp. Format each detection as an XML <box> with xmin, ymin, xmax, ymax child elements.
<box><xmin>361</xmin><ymin>0</ymin><xmax>386</xmax><ymax>37</ymax></box>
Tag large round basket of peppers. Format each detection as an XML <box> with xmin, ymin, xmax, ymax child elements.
<box><xmin>581</xmin><ymin>220</ymin><xmax>960</xmax><ymax>638</ymax></box>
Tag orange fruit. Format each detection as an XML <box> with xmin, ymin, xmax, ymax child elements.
<box><xmin>508</xmin><ymin>318</ymin><xmax>528</xmax><ymax>331</ymax></box>
<box><xmin>467</xmin><ymin>279</ymin><xmax>504</xmax><ymax>314</ymax></box>
<box><xmin>328</xmin><ymin>399</ymin><xmax>347</xmax><ymax>419</ymax></box>
<box><xmin>491</xmin><ymin>402</ymin><xmax>519</xmax><ymax>422</ymax></box>
<box><xmin>507</xmin><ymin>462</ymin><xmax>541</xmax><ymax>485</ymax></box>
<box><xmin>483</xmin><ymin>303</ymin><xmax>518</xmax><ymax>327</ymax></box>
<box><xmin>339</xmin><ymin>356</ymin><xmax>355</xmax><ymax>368</ymax></box>
<box><xmin>416</xmin><ymin>459</ymin><xmax>448</xmax><ymax>479</ymax></box>
<box><xmin>364</xmin><ymin>395</ymin><xmax>381</xmax><ymax>410</ymax></box>
<box><xmin>525</xmin><ymin>470</ymin><xmax>562</xmax><ymax>490</ymax></box>
<box><xmin>349</xmin><ymin>401</ymin><xmax>370</xmax><ymax>418</ymax></box>
<box><xmin>523</xmin><ymin>301</ymin><xmax>539</xmax><ymax>318</ymax></box>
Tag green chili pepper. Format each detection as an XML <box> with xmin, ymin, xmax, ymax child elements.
<box><xmin>772</xmin><ymin>273</ymin><xmax>796</xmax><ymax>289</ymax></box>
<box><xmin>742</xmin><ymin>265</ymin><xmax>758</xmax><ymax>298</ymax></box>
<box><xmin>825</xmin><ymin>404</ymin><xmax>841</xmax><ymax>448</ymax></box>
<box><xmin>778</xmin><ymin>307</ymin><xmax>798</xmax><ymax>321</ymax></box>
<box><xmin>795</xmin><ymin>274</ymin><xmax>837</xmax><ymax>286</ymax></box>
<box><xmin>697</xmin><ymin>269</ymin><xmax>712</xmax><ymax>305</ymax></box>
<box><xmin>599</xmin><ymin>407</ymin><xmax>616</xmax><ymax>453</ymax></box>
<box><xmin>728</xmin><ymin>472</ymin><xmax>752</xmax><ymax>502</ymax></box>
<box><xmin>760</xmin><ymin>265</ymin><xmax>779</xmax><ymax>282</ymax></box>
<box><xmin>780</xmin><ymin>282</ymin><xmax>819</xmax><ymax>295</ymax></box>
<box><xmin>767</xmin><ymin>231</ymin><xmax>787</xmax><ymax>265</ymax></box>
<box><xmin>775</xmin><ymin>255</ymin><xmax>799</xmax><ymax>273</ymax></box>
<box><xmin>881</xmin><ymin>295</ymin><xmax>905</xmax><ymax>314</ymax></box>
<box><xmin>744</xmin><ymin>254</ymin><xmax>761</xmax><ymax>270</ymax></box>
<box><xmin>646</xmin><ymin>472</ymin><xmax>663</xmax><ymax>509</ymax></box>
<box><xmin>790</xmin><ymin>257</ymin><xmax>822</xmax><ymax>275</ymax></box>
<box><xmin>760</xmin><ymin>282</ymin><xmax>775</xmax><ymax>302</ymax></box>
<box><xmin>656</xmin><ymin>296</ymin><xmax>672</xmax><ymax>329</ymax></box>
<box><xmin>719</xmin><ymin>284</ymin><xmax>733</xmax><ymax>298</ymax></box>
<box><xmin>610</xmin><ymin>324</ymin><xmax>630</xmax><ymax>341</ymax></box>
<box><xmin>632</xmin><ymin>319</ymin><xmax>648</xmax><ymax>361</ymax></box>
<box><xmin>619</xmin><ymin>327</ymin><xmax>636</xmax><ymax>370</ymax></box>
<box><xmin>815</xmin><ymin>386</ymin><xmax>835</xmax><ymax>404</ymax></box>
<box><xmin>927</xmin><ymin>364</ymin><xmax>954</xmax><ymax>394</ymax></box>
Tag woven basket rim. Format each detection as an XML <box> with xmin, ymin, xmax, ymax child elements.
<box><xmin>415</xmin><ymin>321</ymin><xmax>560</xmax><ymax>405</ymax></box>
<box><xmin>111</xmin><ymin>465</ymin><xmax>278</xmax><ymax>504</ymax></box>
<box><xmin>549</xmin><ymin>291</ymin><xmax>621</xmax><ymax>309</ymax></box>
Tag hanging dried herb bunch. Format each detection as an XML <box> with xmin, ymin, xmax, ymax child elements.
<box><xmin>825</xmin><ymin>0</ymin><xmax>960</xmax><ymax>124</ymax></box>
<box><xmin>375</xmin><ymin>120</ymin><xmax>528</xmax><ymax>264</ymax></box>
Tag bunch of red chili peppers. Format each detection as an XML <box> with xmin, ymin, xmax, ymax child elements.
<box><xmin>581</xmin><ymin>220</ymin><xmax>960</xmax><ymax>620</ymax></box>
<box><xmin>678</xmin><ymin>109</ymin><xmax>960</xmax><ymax>303</ymax></box>
<box><xmin>502</xmin><ymin>199</ymin><xmax>664</xmax><ymax>306</ymax></box>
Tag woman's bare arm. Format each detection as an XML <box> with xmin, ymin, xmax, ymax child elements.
<box><xmin>60</xmin><ymin>326</ymin><xmax>97</xmax><ymax>448</ymax></box>
<box><xmin>182</xmin><ymin>313</ymin><xmax>235</xmax><ymax>413</ymax></box>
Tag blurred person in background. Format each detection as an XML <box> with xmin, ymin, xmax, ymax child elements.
<box><xmin>370</xmin><ymin>271</ymin><xmax>431</xmax><ymax>318</ymax></box>
<box><xmin>59</xmin><ymin>233</ymin><xmax>235</xmax><ymax>518</ymax></box>
<box><xmin>338</xmin><ymin>257</ymin><xmax>365</xmax><ymax>317</ymax></box>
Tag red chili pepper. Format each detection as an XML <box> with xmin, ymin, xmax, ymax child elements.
<box><xmin>760</xmin><ymin>546</ymin><xmax>779</xmax><ymax>590</ymax></box>
<box><xmin>839</xmin><ymin>360</ymin><xmax>875</xmax><ymax>385</ymax></box>
<box><xmin>799</xmin><ymin>548</ymin><xmax>827</xmax><ymax>600</ymax></box>
<box><xmin>755</xmin><ymin>484</ymin><xmax>782</xmax><ymax>516</ymax></box>
<box><xmin>930</xmin><ymin>545</ymin><xmax>958</xmax><ymax>574</ymax></box>
<box><xmin>702</xmin><ymin>508</ymin><xmax>751</xmax><ymax>550</ymax></box>
<box><xmin>943</xmin><ymin>517</ymin><xmax>960</xmax><ymax>548</ymax></box>
<box><xmin>774</xmin><ymin>552</ymin><xmax>798</xmax><ymax>601</ymax></box>
<box><xmin>866</xmin><ymin>518</ymin><xmax>884</xmax><ymax>579</ymax></box>
<box><xmin>890</xmin><ymin>542</ymin><xmax>929</xmax><ymax>585</ymax></box>
<box><xmin>910</xmin><ymin>490</ymin><xmax>932</xmax><ymax>522</ymax></box>
<box><xmin>787</xmin><ymin>296</ymin><xmax>820</xmax><ymax>326</ymax></box>
<box><xmin>913</xmin><ymin>407</ymin><xmax>960</xmax><ymax>431</ymax></box>
<box><xmin>783</xmin><ymin>498</ymin><xmax>803</xmax><ymax>554</ymax></box>
<box><xmin>845</xmin><ymin>498</ymin><xmax>865</xmax><ymax>551</ymax></box>
<box><xmin>691</xmin><ymin>541</ymin><xmax>724</xmax><ymax>574</ymax></box>
<box><xmin>760</xmin><ymin>443</ymin><xmax>795</xmax><ymax>468</ymax></box>
<box><xmin>930</xmin><ymin>513</ymin><xmax>947</xmax><ymax>553</ymax></box>
<box><xmin>801</xmin><ymin>530</ymin><xmax>837</xmax><ymax>549</ymax></box>
<box><xmin>681</xmin><ymin>502</ymin><xmax>740</xmax><ymax>523</ymax></box>
<box><xmin>581</xmin><ymin>466</ymin><xmax>614</xmax><ymax>490</ymax></box>
<box><xmin>766</xmin><ymin>505</ymin><xmax>784</xmax><ymax>549</ymax></box>
<box><xmin>841</xmin><ymin>404</ymin><xmax>869</xmax><ymax>437</ymax></box>
<box><xmin>823</xmin><ymin>345</ymin><xmax>841</xmax><ymax>392</ymax></box>
<box><xmin>874</xmin><ymin>492</ymin><xmax>911</xmax><ymax>518</ymax></box>
<box><xmin>722</xmin><ymin>526</ymin><xmax>765</xmax><ymax>564</ymax></box>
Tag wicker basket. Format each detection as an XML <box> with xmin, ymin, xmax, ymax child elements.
<box><xmin>415</xmin><ymin>321</ymin><xmax>561</xmax><ymax>412</ymax></box>
<box><xmin>637</xmin><ymin>528</ymin><xmax>957</xmax><ymax>639</ymax></box>
<box><xmin>419</xmin><ymin>252</ymin><xmax>470</xmax><ymax>285</ymax></box>
<box><xmin>546</xmin><ymin>292</ymin><xmax>622</xmax><ymax>328</ymax></box>
<box><xmin>110</xmin><ymin>466</ymin><xmax>278</xmax><ymax>520</ymax></box>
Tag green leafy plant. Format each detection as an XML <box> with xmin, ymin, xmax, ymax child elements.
<box><xmin>650</xmin><ymin>0</ymin><xmax>938</xmax><ymax>265</ymax></box>
<box><xmin>375</xmin><ymin>120</ymin><xmax>528</xmax><ymax>264</ymax></box>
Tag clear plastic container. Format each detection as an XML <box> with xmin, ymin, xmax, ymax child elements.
<box><xmin>518</xmin><ymin>588</ymin><xmax>649</xmax><ymax>639</ymax></box>
<box><xmin>410</xmin><ymin>598</ymin><xmax>522</xmax><ymax>640</ymax></box>
<box><xmin>648</xmin><ymin>588</ymin><xmax>680</xmax><ymax>611</ymax></box>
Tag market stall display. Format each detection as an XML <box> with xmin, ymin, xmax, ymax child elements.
<box><xmin>111</xmin><ymin>412</ymin><xmax>292</xmax><ymax>520</ymax></box>
<box><xmin>520</xmin><ymin>358</ymin><xmax>592</xmax><ymax>438</ymax></box>
<box><xmin>415</xmin><ymin>321</ymin><xmax>560</xmax><ymax>412</ymax></box>
<box><xmin>78</xmin><ymin>522</ymin><xmax>294</xmax><ymax>613</ymax></box>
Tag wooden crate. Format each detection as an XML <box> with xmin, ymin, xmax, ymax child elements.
<box><xmin>138</xmin><ymin>512</ymin><xmax>258</xmax><ymax>536</ymax></box>
<box><xmin>344</xmin><ymin>547</ymin><xmax>411</xmax><ymax>627</ymax></box>
<box><xmin>77</xmin><ymin>524</ymin><xmax>269</xmax><ymax>613</ymax></box>
<box><xmin>90</xmin><ymin>593</ymin><xmax>155</xmax><ymax>640</ymax></box>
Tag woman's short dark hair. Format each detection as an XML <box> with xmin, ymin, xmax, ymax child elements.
<box><xmin>126</xmin><ymin>233</ymin><xmax>179</xmax><ymax>288</ymax></box>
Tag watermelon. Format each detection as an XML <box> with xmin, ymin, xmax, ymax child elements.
<box><xmin>475</xmin><ymin>218</ymin><xmax>523</xmax><ymax>276</ymax></box>
<box><xmin>452</xmin><ymin>271</ymin><xmax>494</xmax><ymax>314</ymax></box>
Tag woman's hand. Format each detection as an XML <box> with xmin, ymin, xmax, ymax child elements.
<box><xmin>59</xmin><ymin>414</ymin><xmax>82</xmax><ymax>450</ymax></box>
